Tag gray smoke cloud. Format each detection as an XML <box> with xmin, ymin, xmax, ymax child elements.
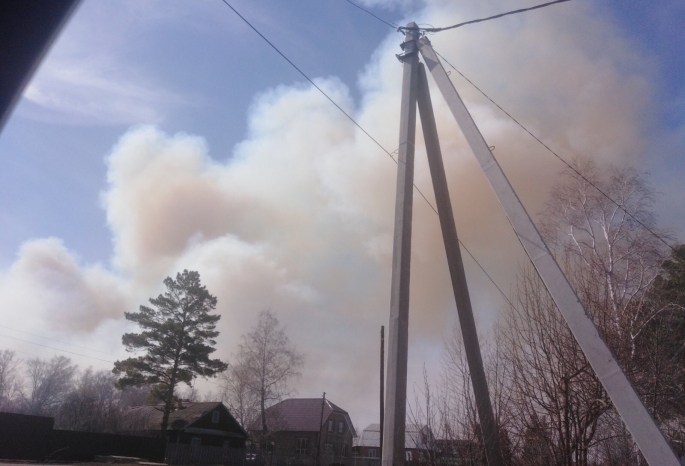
<box><xmin>0</xmin><ymin>0</ymin><xmax>668</xmax><ymax>430</ymax></box>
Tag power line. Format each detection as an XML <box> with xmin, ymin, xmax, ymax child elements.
<box><xmin>0</xmin><ymin>324</ymin><xmax>117</xmax><ymax>357</ymax></box>
<box><xmin>219</xmin><ymin>0</ymin><xmax>392</xmax><ymax>164</ymax></box>
<box><xmin>432</xmin><ymin>48</ymin><xmax>676</xmax><ymax>252</ymax></box>
<box><xmin>344</xmin><ymin>0</ymin><xmax>676</xmax><ymax>288</ymax></box>
<box><xmin>1</xmin><ymin>345</ymin><xmax>38</xmax><ymax>358</ymax></box>
<box><xmin>217</xmin><ymin>0</ymin><xmax>514</xmax><ymax>307</ymax></box>
<box><xmin>343</xmin><ymin>0</ymin><xmax>399</xmax><ymax>29</ymax></box>
<box><xmin>0</xmin><ymin>341</ymin><xmax>225</xmax><ymax>389</ymax></box>
<box><xmin>217</xmin><ymin>0</ymin><xmax>440</xmax><ymax>259</ymax></box>
<box><xmin>343</xmin><ymin>0</ymin><xmax>572</xmax><ymax>34</ymax></box>
<box><xmin>401</xmin><ymin>0</ymin><xmax>572</xmax><ymax>33</ymax></box>
<box><xmin>0</xmin><ymin>333</ymin><xmax>115</xmax><ymax>364</ymax></box>
<box><xmin>344</xmin><ymin>1</ymin><xmax>674</xmax><ymax>262</ymax></box>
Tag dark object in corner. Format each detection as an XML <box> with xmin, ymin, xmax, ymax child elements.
<box><xmin>0</xmin><ymin>0</ymin><xmax>81</xmax><ymax>133</ymax></box>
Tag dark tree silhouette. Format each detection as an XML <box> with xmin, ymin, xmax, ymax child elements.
<box><xmin>113</xmin><ymin>270</ymin><xmax>227</xmax><ymax>434</ymax></box>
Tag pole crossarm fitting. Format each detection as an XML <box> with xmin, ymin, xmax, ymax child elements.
<box><xmin>396</xmin><ymin>28</ymin><xmax>418</xmax><ymax>63</ymax></box>
<box><xmin>415</xmin><ymin>35</ymin><xmax>679</xmax><ymax>466</ymax></box>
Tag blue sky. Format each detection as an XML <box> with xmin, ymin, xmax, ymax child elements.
<box><xmin>0</xmin><ymin>0</ymin><xmax>394</xmax><ymax>266</ymax></box>
<box><xmin>1</xmin><ymin>0</ymin><xmax>684</xmax><ymax>428</ymax></box>
<box><xmin>2</xmin><ymin>0</ymin><xmax>684</xmax><ymax>266</ymax></box>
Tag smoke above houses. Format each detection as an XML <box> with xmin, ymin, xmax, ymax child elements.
<box><xmin>0</xmin><ymin>0</ymin><xmax>672</xmax><ymax>430</ymax></box>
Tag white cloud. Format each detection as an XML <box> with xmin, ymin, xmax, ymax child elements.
<box><xmin>21</xmin><ymin>58</ymin><xmax>183</xmax><ymax>125</ymax></box>
<box><xmin>0</xmin><ymin>238</ymin><xmax>129</xmax><ymax>334</ymax></box>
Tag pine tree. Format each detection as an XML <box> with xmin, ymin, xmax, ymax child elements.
<box><xmin>113</xmin><ymin>270</ymin><xmax>228</xmax><ymax>434</ymax></box>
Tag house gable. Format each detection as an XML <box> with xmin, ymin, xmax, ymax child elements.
<box><xmin>123</xmin><ymin>401</ymin><xmax>248</xmax><ymax>447</ymax></box>
<box><xmin>250</xmin><ymin>398</ymin><xmax>356</xmax><ymax>461</ymax></box>
<box><xmin>187</xmin><ymin>403</ymin><xmax>247</xmax><ymax>438</ymax></box>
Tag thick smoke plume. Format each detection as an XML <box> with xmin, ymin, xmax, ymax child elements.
<box><xmin>0</xmin><ymin>0</ymin><xmax>667</xmax><ymax>429</ymax></box>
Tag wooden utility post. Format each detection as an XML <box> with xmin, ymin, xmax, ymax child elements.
<box><xmin>383</xmin><ymin>22</ymin><xmax>419</xmax><ymax>466</ymax></box>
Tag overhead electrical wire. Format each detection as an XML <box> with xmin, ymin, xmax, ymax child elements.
<box><xmin>1</xmin><ymin>345</ymin><xmax>37</xmax><ymax>358</ymax></box>
<box><xmin>0</xmin><ymin>324</ymin><xmax>117</xmax><ymax>357</ymax></box>
<box><xmin>343</xmin><ymin>1</ymin><xmax>675</xmax><ymax>252</ymax></box>
<box><xmin>0</xmin><ymin>341</ymin><xmax>224</xmax><ymax>388</ymax></box>
<box><xmin>218</xmin><ymin>2</ymin><xmax>437</xmax><ymax>225</ymax></box>
<box><xmin>401</xmin><ymin>0</ymin><xmax>572</xmax><ymax>33</ymax></box>
<box><xmin>432</xmin><ymin>49</ymin><xmax>676</xmax><ymax>253</ymax></box>
<box><xmin>218</xmin><ymin>0</ymin><xmax>514</xmax><ymax>308</ymax></box>
<box><xmin>0</xmin><ymin>333</ymin><xmax>115</xmax><ymax>364</ymax></box>
<box><xmin>343</xmin><ymin>0</ymin><xmax>572</xmax><ymax>33</ymax></box>
<box><xmin>344</xmin><ymin>0</ymin><xmax>399</xmax><ymax>29</ymax></box>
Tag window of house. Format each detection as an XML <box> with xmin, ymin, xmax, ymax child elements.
<box><xmin>191</xmin><ymin>437</ymin><xmax>201</xmax><ymax>446</ymax></box>
<box><xmin>328</xmin><ymin>420</ymin><xmax>333</xmax><ymax>432</ymax></box>
<box><xmin>368</xmin><ymin>449</ymin><xmax>377</xmax><ymax>458</ymax></box>
<box><xmin>296</xmin><ymin>438</ymin><xmax>309</xmax><ymax>455</ymax></box>
<box><xmin>212</xmin><ymin>410</ymin><xmax>220</xmax><ymax>423</ymax></box>
<box><xmin>338</xmin><ymin>421</ymin><xmax>344</xmax><ymax>433</ymax></box>
<box><xmin>405</xmin><ymin>451</ymin><xmax>413</xmax><ymax>461</ymax></box>
<box><xmin>324</xmin><ymin>443</ymin><xmax>333</xmax><ymax>452</ymax></box>
<box><xmin>342</xmin><ymin>445</ymin><xmax>348</xmax><ymax>457</ymax></box>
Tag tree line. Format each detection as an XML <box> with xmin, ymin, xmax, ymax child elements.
<box><xmin>0</xmin><ymin>351</ymin><xmax>150</xmax><ymax>431</ymax></box>
<box><xmin>0</xmin><ymin>270</ymin><xmax>303</xmax><ymax>437</ymax></box>
<box><xmin>410</xmin><ymin>161</ymin><xmax>685</xmax><ymax>466</ymax></box>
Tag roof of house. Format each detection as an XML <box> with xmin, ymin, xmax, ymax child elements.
<box><xmin>125</xmin><ymin>401</ymin><xmax>248</xmax><ymax>437</ymax></box>
<box><xmin>355</xmin><ymin>423</ymin><xmax>381</xmax><ymax>448</ymax></box>
<box><xmin>252</xmin><ymin>398</ymin><xmax>356</xmax><ymax>437</ymax></box>
<box><xmin>354</xmin><ymin>423</ymin><xmax>432</xmax><ymax>449</ymax></box>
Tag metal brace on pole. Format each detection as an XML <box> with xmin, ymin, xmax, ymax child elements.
<box><xmin>417</xmin><ymin>35</ymin><xmax>679</xmax><ymax>466</ymax></box>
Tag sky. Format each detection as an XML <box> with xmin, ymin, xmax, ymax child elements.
<box><xmin>0</xmin><ymin>0</ymin><xmax>684</xmax><ymax>431</ymax></box>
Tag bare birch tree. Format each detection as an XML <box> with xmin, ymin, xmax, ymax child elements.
<box><xmin>505</xmin><ymin>160</ymin><xmax>684</xmax><ymax>463</ymax></box>
<box><xmin>540</xmin><ymin>160</ymin><xmax>670</xmax><ymax>364</ymax></box>
<box><xmin>501</xmin><ymin>267</ymin><xmax>611</xmax><ymax>466</ymax></box>
<box><xmin>235</xmin><ymin>309</ymin><xmax>303</xmax><ymax>434</ymax></box>
<box><xmin>0</xmin><ymin>349</ymin><xmax>22</xmax><ymax>412</ymax></box>
<box><xmin>439</xmin><ymin>326</ymin><xmax>516</xmax><ymax>465</ymax></box>
<box><xmin>22</xmin><ymin>355</ymin><xmax>76</xmax><ymax>416</ymax></box>
<box><xmin>219</xmin><ymin>349</ymin><xmax>260</xmax><ymax>429</ymax></box>
<box><xmin>57</xmin><ymin>368</ymin><xmax>123</xmax><ymax>432</ymax></box>
<box><xmin>427</xmin><ymin>160</ymin><xmax>681</xmax><ymax>464</ymax></box>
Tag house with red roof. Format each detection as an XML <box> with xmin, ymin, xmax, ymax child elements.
<box><xmin>250</xmin><ymin>397</ymin><xmax>356</xmax><ymax>466</ymax></box>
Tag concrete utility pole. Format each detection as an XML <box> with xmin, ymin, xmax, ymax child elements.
<box><xmin>416</xmin><ymin>62</ymin><xmax>504</xmax><ymax>466</ymax></box>
<box><xmin>383</xmin><ymin>22</ymin><xmax>419</xmax><ymax>466</ymax></box>
<box><xmin>416</xmin><ymin>34</ymin><xmax>680</xmax><ymax>466</ymax></box>
<box><xmin>380</xmin><ymin>325</ymin><xmax>385</xmax><ymax>460</ymax></box>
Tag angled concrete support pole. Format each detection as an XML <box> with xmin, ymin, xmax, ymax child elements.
<box><xmin>417</xmin><ymin>35</ymin><xmax>679</xmax><ymax>466</ymax></box>
<box><xmin>416</xmin><ymin>63</ymin><xmax>504</xmax><ymax>466</ymax></box>
<box><xmin>383</xmin><ymin>22</ymin><xmax>419</xmax><ymax>466</ymax></box>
